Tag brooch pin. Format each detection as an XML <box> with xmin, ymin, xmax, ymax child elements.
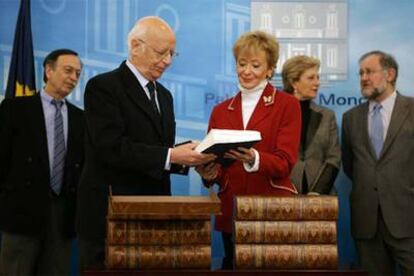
<box><xmin>263</xmin><ymin>95</ymin><xmax>272</xmax><ymax>104</ymax></box>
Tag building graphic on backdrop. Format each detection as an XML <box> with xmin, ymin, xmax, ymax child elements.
<box><xmin>0</xmin><ymin>0</ymin><xmax>211</xmax><ymax>195</ymax></box>
<box><xmin>214</xmin><ymin>3</ymin><xmax>250</xmax><ymax>104</ymax></box>
<box><xmin>86</xmin><ymin>0</ymin><xmax>207</xmax><ymax>124</ymax></box>
<box><xmin>0</xmin><ymin>0</ymin><xmax>347</xmax><ymax>195</ymax></box>
<box><xmin>251</xmin><ymin>0</ymin><xmax>348</xmax><ymax>84</ymax></box>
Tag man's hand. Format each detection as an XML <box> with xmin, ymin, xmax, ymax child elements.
<box><xmin>195</xmin><ymin>162</ymin><xmax>221</xmax><ymax>181</ymax></box>
<box><xmin>171</xmin><ymin>142</ymin><xmax>216</xmax><ymax>166</ymax></box>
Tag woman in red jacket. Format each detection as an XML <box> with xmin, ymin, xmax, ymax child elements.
<box><xmin>196</xmin><ymin>31</ymin><xmax>301</xmax><ymax>269</ymax></box>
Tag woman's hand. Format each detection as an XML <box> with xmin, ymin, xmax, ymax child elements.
<box><xmin>195</xmin><ymin>162</ymin><xmax>221</xmax><ymax>181</ymax></box>
<box><xmin>224</xmin><ymin>147</ymin><xmax>255</xmax><ymax>165</ymax></box>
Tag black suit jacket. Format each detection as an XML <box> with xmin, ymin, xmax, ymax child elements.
<box><xmin>0</xmin><ymin>93</ymin><xmax>84</xmax><ymax>238</ymax></box>
<box><xmin>77</xmin><ymin>61</ymin><xmax>177</xmax><ymax>240</ymax></box>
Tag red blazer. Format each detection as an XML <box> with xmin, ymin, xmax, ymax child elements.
<box><xmin>208</xmin><ymin>83</ymin><xmax>301</xmax><ymax>233</ymax></box>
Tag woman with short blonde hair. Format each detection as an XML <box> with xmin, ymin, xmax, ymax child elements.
<box><xmin>282</xmin><ymin>55</ymin><xmax>320</xmax><ymax>94</ymax></box>
<box><xmin>281</xmin><ymin>55</ymin><xmax>341</xmax><ymax>195</ymax></box>
<box><xmin>196</xmin><ymin>31</ymin><xmax>301</xmax><ymax>269</ymax></box>
<box><xmin>233</xmin><ymin>31</ymin><xmax>279</xmax><ymax>79</ymax></box>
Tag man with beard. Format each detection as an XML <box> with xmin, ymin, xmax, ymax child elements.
<box><xmin>342</xmin><ymin>51</ymin><xmax>414</xmax><ymax>274</ymax></box>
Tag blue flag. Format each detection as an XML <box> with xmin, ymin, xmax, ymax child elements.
<box><xmin>5</xmin><ymin>0</ymin><xmax>36</xmax><ymax>98</ymax></box>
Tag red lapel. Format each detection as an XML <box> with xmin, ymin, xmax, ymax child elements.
<box><xmin>225</xmin><ymin>92</ymin><xmax>244</xmax><ymax>130</ymax></box>
<box><xmin>246</xmin><ymin>83</ymin><xmax>277</xmax><ymax>129</ymax></box>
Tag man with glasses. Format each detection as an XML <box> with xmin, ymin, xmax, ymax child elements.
<box><xmin>77</xmin><ymin>16</ymin><xmax>215</xmax><ymax>270</ymax></box>
<box><xmin>342</xmin><ymin>51</ymin><xmax>414</xmax><ymax>274</ymax></box>
<box><xmin>0</xmin><ymin>49</ymin><xmax>84</xmax><ymax>275</ymax></box>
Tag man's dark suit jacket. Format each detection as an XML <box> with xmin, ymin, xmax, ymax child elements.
<box><xmin>342</xmin><ymin>93</ymin><xmax>414</xmax><ymax>239</ymax></box>
<box><xmin>0</xmin><ymin>94</ymin><xmax>84</xmax><ymax>238</ymax></box>
<box><xmin>77</xmin><ymin>61</ymin><xmax>177</xmax><ymax>241</ymax></box>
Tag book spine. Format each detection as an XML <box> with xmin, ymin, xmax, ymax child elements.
<box><xmin>109</xmin><ymin>196</ymin><xmax>220</xmax><ymax>217</ymax></box>
<box><xmin>235</xmin><ymin>244</ymin><xmax>337</xmax><ymax>269</ymax></box>
<box><xmin>235</xmin><ymin>221</ymin><xmax>337</xmax><ymax>244</ymax></box>
<box><xmin>106</xmin><ymin>245</ymin><xmax>211</xmax><ymax>269</ymax></box>
<box><xmin>107</xmin><ymin>213</ymin><xmax>212</xmax><ymax>220</ymax></box>
<box><xmin>107</xmin><ymin>220</ymin><xmax>211</xmax><ymax>245</ymax></box>
<box><xmin>235</xmin><ymin>196</ymin><xmax>338</xmax><ymax>220</ymax></box>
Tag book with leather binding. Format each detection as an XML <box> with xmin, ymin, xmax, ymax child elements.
<box><xmin>234</xmin><ymin>195</ymin><xmax>338</xmax><ymax>221</ymax></box>
<box><xmin>106</xmin><ymin>244</ymin><xmax>211</xmax><ymax>269</ymax></box>
<box><xmin>235</xmin><ymin>244</ymin><xmax>338</xmax><ymax>269</ymax></box>
<box><xmin>107</xmin><ymin>190</ymin><xmax>221</xmax><ymax>220</ymax></box>
<box><xmin>107</xmin><ymin>220</ymin><xmax>211</xmax><ymax>245</ymax></box>
<box><xmin>234</xmin><ymin>221</ymin><xmax>337</xmax><ymax>244</ymax></box>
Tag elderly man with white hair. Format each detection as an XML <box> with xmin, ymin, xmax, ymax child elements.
<box><xmin>76</xmin><ymin>16</ymin><xmax>215</xmax><ymax>270</ymax></box>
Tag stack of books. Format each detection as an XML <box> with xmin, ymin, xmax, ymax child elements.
<box><xmin>234</xmin><ymin>195</ymin><xmax>339</xmax><ymax>269</ymax></box>
<box><xmin>105</xmin><ymin>191</ymin><xmax>221</xmax><ymax>269</ymax></box>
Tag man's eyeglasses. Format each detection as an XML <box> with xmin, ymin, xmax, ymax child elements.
<box><xmin>138</xmin><ymin>39</ymin><xmax>179</xmax><ymax>60</ymax></box>
<box><xmin>61</xmin><ymin>65</ymin><xmax>82</xmax><ymax>79</ymax></box>
<box><xmin>358</xmin><ymin>68</ymin><xmax>385</xmax><ymax>78</ymax></box>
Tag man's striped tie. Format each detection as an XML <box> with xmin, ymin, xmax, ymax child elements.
<box><xmin>50</xmin><ymin>99</ymin><xmax>66</xmax><ymax>195</ymax></box>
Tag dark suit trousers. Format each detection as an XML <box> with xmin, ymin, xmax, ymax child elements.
<box><xmin>221</xmin><ymin>232</ymin><xmax>234</xmax><ymax>270</ymax></box>
<box><xmin>356</xmin><ymin>207</ymin><xmax>414</xmax><ymax>275</ymax></box>
<box><xmin>0</xmin><ymin>195</ymin><xmax>72</xmax><ymax>276</ymax></box>
<box><xmin>78</xmin><ymin>237</ymin><xmax>106</xmax><ymax>272</ymax></box>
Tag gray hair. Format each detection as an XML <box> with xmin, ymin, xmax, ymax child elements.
<box><xmin>359</xmin><ymin>50</ymin><xmax>399</xmax><ymax>87</ymax></box>
<box><xmin>127</xmin><ymin>20</ymin><xmax>142</xmax><ymax>57</ymax></box>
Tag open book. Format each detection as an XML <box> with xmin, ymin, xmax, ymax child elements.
<box><xmin>195</xmin><ymin>129</ymin><xmax>262</xmax><ymax>166</ymax></box>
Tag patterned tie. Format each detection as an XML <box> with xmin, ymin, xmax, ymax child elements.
<box><xmin>146</xmin><ymin>81</ymin><xmax>160</xmax><ymax>115</ymax></box>
<box><xmin>50</xmin><ymin>99</ymin><xmax>66</xmax><ymax>195</ymax></box>
<box><xmin>370</xmin><ymin>104</ymin><xmax>384</xmax><ymax>158</ymax></box>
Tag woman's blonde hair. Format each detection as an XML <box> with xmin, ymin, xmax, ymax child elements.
<box><xmin>281</xmin><ymin>55</ymin><xmax>320</xmax><ymax>93</ymax></box>
<box><xmin>233</xmin><ymin>31</ymin><xmax>279</xmax><ymax>79</ymax></box>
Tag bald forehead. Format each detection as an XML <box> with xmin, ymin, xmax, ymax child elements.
<box><xmin>136</xmin><ymin>17</ymin><xmax>174</xmax><ymax>38</ymax></box>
